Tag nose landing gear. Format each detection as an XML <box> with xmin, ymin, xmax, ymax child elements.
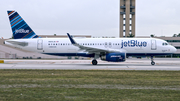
<box><xmin>151</xmin><ymin>56</ymin><xmax>155</xmax><ymax>65</ymax></box>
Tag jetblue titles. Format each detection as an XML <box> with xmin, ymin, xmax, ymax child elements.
<box><xmin>121</xmin><ymin>40</ymin><xmax>147</xmax><ymax>48</ymax></box>
<box><xmin>15</xmin><ymin>29</ymin><xmax>29</xmax><ymax>34</ymax></box>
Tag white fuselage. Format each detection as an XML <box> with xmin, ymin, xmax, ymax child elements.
<box><xmin>5</xmin><ymin>37</ymin><xmax>177</xmax><ymax>57</ymax></box>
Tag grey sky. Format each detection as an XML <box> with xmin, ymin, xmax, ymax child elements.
<box><xmin>0</xmin><ymin>0</ymin><xmax>180</xmax><ymax>38</ymax></box>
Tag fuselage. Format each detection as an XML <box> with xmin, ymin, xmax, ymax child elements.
<box><xmin>5</xmin><ymin>37</ymin><xmax>177</xmax><ymax>57</ymax></box>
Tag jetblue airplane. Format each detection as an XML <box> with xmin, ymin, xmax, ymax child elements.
<box><xmin>4</xmin><ymin>11</ymin><xmax>177</xmax><ymax>65</ymax></box>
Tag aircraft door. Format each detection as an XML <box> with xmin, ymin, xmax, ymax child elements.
<box><xmin>151</xmin><ymin>40</ymin><xmax>157</xmax><ymax>50</ymax></box>
<box><xmin>37</xmin><ymin>39</ymin><xmax>43</xmax><ymax>50</ymax></box>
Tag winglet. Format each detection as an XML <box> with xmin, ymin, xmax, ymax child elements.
<box><xmin>67</xmin><ymin>33</ymin><xmax>76</xmax><ymax>44</ymax></box>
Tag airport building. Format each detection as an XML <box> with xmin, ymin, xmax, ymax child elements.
<box><xmin>120</xmin><ymin>0</ymin><xmax>136</xmax><ymax>37</ymax></box>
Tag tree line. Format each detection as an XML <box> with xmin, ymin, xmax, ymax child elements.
<box><xmin>173</xmin><ymin>33</ymin><xmax>180</xmax><ymax>37</ymax></box>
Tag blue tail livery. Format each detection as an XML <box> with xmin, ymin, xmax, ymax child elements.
<box><xmin>7</xmin><ymin>11</ymin><xmax>40</xmax><ymax>39</ymax></box>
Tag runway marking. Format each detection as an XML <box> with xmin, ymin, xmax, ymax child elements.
<box><xmin>91</xmin><ymin>68</ymin><xmax>136</xmax><ymax>70</ymax></box>
<box><xmin>11</xmin><ymin>65</ymin><xmax>16</xmax><ymax>68</ymax></box>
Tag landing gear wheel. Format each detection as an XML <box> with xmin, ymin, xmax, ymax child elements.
<box><xmin>92</xmin><ymin>59</ymin><xmax>98</xmax><ymax>65</ymax></box>
<box><xmin>150</xmin><ymin>56</ymin><xmax>155</xmax><ymax>65</ymax></box>
<box><xmin>151</xmin><ymin>61</ymin><xmax>155</xmax><ymax>65</ymax></box>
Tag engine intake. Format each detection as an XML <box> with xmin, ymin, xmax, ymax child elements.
<box><xmin>101</xmin><ymin>53</ymin><xmax>126</xmax><ymax>62</ymax></box>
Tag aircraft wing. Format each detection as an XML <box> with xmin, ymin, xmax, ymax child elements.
<box><xmin>67</xmin><ymin>33</ymin><xmax>126</xmax><ymax>53</ymax></box>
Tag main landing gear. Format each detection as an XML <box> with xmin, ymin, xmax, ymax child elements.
<box><xmin>92</xmin><ymin>54</ymin><xmax>99</xmax><ymax>65</ymax></box>
<box><xmin>151</xmin><ymin>56</ymin><xmax>155</xmax><ymax>65</ymax></box>
<box><xmin>92</xmin><ymin>59</ymin><xmax>98</xmax><ymax>65</ymax></box>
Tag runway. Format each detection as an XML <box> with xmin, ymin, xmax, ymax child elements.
<box><xmin>0</xmin><ymin>58</ymin><xmax>180</xmax><ymax>70</ymax></box>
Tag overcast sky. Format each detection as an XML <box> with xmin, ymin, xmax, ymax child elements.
<box><xmin>0</xmin><ymin>0</ymin><xmax>180</xmax><ymax>38</ymax></box>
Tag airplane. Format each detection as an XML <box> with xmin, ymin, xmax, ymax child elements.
<box><xmin>4</xmin><ymin>11</ymin><xmax>177</xmax><ymax>65</ymax></box>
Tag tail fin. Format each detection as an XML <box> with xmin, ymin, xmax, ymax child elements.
<box><xmin>7</xmin><ymin>11</ymin><xmax>40</xmax><ymax>39</ymax></box>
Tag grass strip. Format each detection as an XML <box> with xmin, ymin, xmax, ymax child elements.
<box><xmin>0</xmin><ymin>70</ymin><xmax>180</xmax><ymax>101</ymax></box>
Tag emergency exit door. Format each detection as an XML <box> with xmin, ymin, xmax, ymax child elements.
<box><xmin>37</xmin><ymin>40</ymin><xmax>43</xmax><ymax>50</ymax></box>
<box><xmin>104</xmin><ymin>42</ymin><xmax>112</xmax><ymax>48</ymax></box>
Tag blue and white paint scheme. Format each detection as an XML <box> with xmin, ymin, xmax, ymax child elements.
<box><xmin>5</xmin><ymin>11</ymin><xmax>177</xmax><ymax>65</ymax></box>
<box><xmin>7</xmin><ymin>11</ymin><xmax>40</xmax><ymax>39</ymax></box>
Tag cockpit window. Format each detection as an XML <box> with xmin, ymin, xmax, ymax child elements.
<box><xmin>162</xmin><ymin>43</ymin><xmax>169</xmax><ymax>46</ymax></box>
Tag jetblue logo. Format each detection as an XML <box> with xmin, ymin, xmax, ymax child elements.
<box><xmin>121</xmin><ymin>40</ymin><xmax>147</xmax><ymax>48</ymax></box>
<box><xmin>111</xmin><ymin>55</ymin><xmax>122</xmax><ymax>58</ymax></box>
<box><xmin>15</xmin><ymin>29</ymin><xmax>29</xmax><ymax>34</ymax></box>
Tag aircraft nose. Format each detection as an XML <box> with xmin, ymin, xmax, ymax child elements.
<box><xmin>172</xmin><ymin>46</ymin><xmax>177</xmax><ymax>53</ymax></box>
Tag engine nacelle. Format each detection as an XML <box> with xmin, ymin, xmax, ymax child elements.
<box><xmin>101</xmin><ymin>53</ymin><xmax>126</xmax><ymax>62</ymax></box>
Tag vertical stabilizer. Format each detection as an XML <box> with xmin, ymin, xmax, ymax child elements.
<box><xmin>7</xmin><ymin>11</ymin><xmax>40</xmax><ymax>39</ymax></box>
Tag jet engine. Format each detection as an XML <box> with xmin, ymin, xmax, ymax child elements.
<box><xmin>101</xmin><ymin>53</ymin><xmax>126</xmax><ymax>62</ymax></box>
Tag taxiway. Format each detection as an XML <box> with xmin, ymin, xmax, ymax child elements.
<box><xmin>0</xmin><ymin>58</ymin><xmax>179</xmax><ymax>70</ymax></box>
